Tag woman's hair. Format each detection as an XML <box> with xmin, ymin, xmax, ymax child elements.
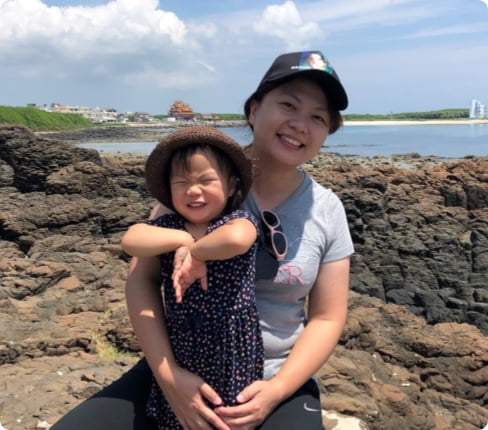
<box><xmin>244</xmin><ymin>80</ymin><xmax>343</xmax><ymax>134</ymax></box>
<box><xmin>166</xmin><ymin>143</ymin><xmax>245</xmax><ymax>213</ymax></box>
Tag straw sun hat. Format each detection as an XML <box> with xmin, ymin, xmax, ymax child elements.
<box><xmin>145</xmin><ymin>125</ymin><xmax>253</xmax><ymax>209</ymax></box>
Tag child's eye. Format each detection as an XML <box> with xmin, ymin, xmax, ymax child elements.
<box><xmin>201</xmin><ymin>177</ymin><xmax>218</xmax><ymax>184</ymax></box>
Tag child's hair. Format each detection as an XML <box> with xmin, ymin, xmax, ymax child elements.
<box><xmin>166</xmin><ymin>143</ymin><xmax>245</xmax><ymax>214</ymax></box>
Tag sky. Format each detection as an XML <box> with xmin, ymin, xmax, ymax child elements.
<box><xmin>1</xmin><ymin>0</ymin><xmax>487</xmax><ymax>115</ymax></box>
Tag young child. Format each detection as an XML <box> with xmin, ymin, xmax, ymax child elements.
<box><xmin>121</xmin><ymin>125</ymin><xmax>263</xmax><ymax>429</ymax></box>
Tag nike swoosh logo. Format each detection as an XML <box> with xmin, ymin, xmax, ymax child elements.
<box><xmin>303</xmin><ymin>402</ymin><xmax>321</xmax><ymax>412</ymax></box>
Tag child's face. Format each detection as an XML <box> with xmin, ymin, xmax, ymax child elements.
<box><xmin>170</xmin><ymin>148</ymin><xmax>236</xmax><ymax>226</ymax></box>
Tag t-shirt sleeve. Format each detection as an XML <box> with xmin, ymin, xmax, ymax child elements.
<box><xmin>322</xmin><ymin>193</ymin><xmax>355</xmax><ymax>263</ymax></box>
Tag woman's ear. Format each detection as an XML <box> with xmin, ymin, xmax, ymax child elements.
<box><xmin>248</xmin><ymin>99</ymin><xmax>258</xmax><ymax>127</ymax></box>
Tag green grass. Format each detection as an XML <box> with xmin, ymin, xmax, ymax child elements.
<box><xmin>0</xmin><ymin>105</ymin><xmax>93</xmax><ymax>131</ymax></box>
<box><xmin>89</xmin><ymin>331</ymin><xmax>134</xmax><ymax>359</ymax></box>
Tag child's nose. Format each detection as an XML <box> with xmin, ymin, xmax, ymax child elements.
<box><xmin>187</xmin><ymin>184</ymin><xmax>202</xmax><ymax>195</ymax></box>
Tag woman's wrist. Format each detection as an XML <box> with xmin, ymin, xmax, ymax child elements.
<box><xmin>268</xmin><ymin>374</ymin><xmax>297</xmax><ymax>402</ymax></box>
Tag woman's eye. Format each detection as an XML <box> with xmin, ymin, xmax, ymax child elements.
<box><xmin>280</xmin><ymin>101</ymin><xmax>295</xmax><ymax>110</ymax></box>
<box><xmin>314</xmin><ymin>115</ymin><xmax>329</xmax><ymax>126</ymax></box>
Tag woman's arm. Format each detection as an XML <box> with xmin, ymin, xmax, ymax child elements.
<box><xmin>215</xmin><ymin>257</ymin><xmax>350</xmax><ymax>429</ymax></box>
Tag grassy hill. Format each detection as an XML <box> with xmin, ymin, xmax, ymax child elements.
<box><xmin>0</xmin><ymin>106</ymin><xmax>92</xmax><ymax>131</ymax></box>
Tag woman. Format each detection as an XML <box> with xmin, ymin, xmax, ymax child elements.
<box><xmin>51</xmin><ymin>50</ymin><xmax>353</xmax><ymax>430</ymax></box>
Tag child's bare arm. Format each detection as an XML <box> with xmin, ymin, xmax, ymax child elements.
<box><xmin>121</xmin><ymin>223</ymin><xmax>193</xmax><ymax>257</ymax></box>
<box><xmin>190</xmin><ymin>218</ymin><xmax>257</xmax><ymax>261</ymax></box>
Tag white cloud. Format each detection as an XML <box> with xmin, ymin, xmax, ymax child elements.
<box><xmin>0</xmin><ymin>0</ymin><xmax>186</xmax><ymax>46</ymax></box>
<box><xmin>480</xmin><ymin>0</ymin><xmax>488</xmax><ymax>7</ymax></box>
<box><xmin>0</xmin><ymin>0</ymin><xmax>189</xmax><ymax>74</ymax></box>
<box><xmin>253</xmin><ymin>1</ymin><xmax>322</xmax><ymax>50</ymax></box>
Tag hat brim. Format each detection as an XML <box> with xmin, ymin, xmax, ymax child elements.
<box><xmin>266</xmin><ymin>69</ymin><xmax>348</xmax><ymax>111</ymax></box>
<box><xmin>145</xmin><ymin>125</ymin><xmax>253</xmax><ymax>209</ymax></box>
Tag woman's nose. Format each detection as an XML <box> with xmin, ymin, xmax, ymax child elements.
<box><xmin>288</xmin><ymin>116</ymin><xmax>307</xmax><ymax>133</ymax></box>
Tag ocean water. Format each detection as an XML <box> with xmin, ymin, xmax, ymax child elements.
<box><xmin>78</xmin><ymin>123</ymin><xmax>488</xmax><ymax>158</ymax></box>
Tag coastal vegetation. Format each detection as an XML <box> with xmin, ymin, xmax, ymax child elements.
<box><xmin>0</xmin><ymin>105</ymin><xmax>92</xmax><ymax>131</ymax></box>
<box><xmin>0</xmin><ymin>105</ymin><xmax>475</xmax><ymax>132</ymax></box>
<box><xmin>343</xmin><ymin>108</ymin><xmax>469</xmax><ymax>121</ymax></box>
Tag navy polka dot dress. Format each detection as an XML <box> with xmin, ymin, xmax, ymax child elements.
<box><xmin>145</xmin><ymin>210</ymin><xmax>264</xmax><ymax>429</ymax></box>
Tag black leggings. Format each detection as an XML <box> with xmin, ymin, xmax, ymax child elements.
<box><xmin>51</xmin><ymin>359</ymin><xmax>324</xmax><ymax>430</ymax></box>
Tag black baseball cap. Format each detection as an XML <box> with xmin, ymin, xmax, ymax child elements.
<box><xmin>253</xmin><ymin>50</ymin><xmax>348</xmax><ymax>111</ymax></box>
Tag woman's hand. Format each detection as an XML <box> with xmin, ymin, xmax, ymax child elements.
<box><xmin>172</xmin><ymin>246</ymin><xmax>208</xmax><ymax>303</ymax></box>
<box><xmin>215</xmin><ymin>380</ymin><xmax>283</xmax><ymax>430</ymax></box>
<box><xmin>157</xmin><ymin>365</ymin><xmax>230</xmax><ymax>430</ymax></box>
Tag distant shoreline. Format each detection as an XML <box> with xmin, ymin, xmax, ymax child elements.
<box><xmin>343</xmin><ymin>119</ymin><xmax>488</xmax><ymax>126</ymax></box>
<box><xmin>122</xmin><ymin>118</ymin><xmax>488</xmax><ymax>128</ymax></box>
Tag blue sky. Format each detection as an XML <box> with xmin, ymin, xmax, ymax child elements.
<box><xmin>1</xmin><ymin>0</ymin><xmax>487</xmax><ymax>115</ymax></box>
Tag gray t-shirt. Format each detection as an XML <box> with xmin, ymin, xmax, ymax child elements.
<box><xmin>242</xmin><ymin>173</ymin><xmax>354</xmax><ymax>379</ymax></box>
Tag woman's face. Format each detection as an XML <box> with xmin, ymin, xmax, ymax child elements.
<box><xmin>248</xmin><ymin>77</ymin><xmax>330</xmax><ymax>168</ymax></box>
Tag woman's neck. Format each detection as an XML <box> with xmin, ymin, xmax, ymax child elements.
<box><xmin>251</xmin><ymin>165</ymin><xmax>304</xmax><ymax>211</ymax></box>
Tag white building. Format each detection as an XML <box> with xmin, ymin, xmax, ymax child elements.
<box><xmin>37</xmin><ymin>103</ymin><xmax>121</xmax><ymax>123</ymax></box>
<box><xmin>469</xmin><ymin>99</ymin><xmax>486</xmax><ymax>119</ymax></box>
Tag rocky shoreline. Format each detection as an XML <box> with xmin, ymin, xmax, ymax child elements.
<box><xmin>36</xmin><ymin>121</ymin><xmax>246</xmax><ymax>144</ymax></box>
<box><xmin>1</xmin><ymin>124</ymin><xmax>487</xmax><ymax>430</ymax></box>
<box><xmin>39</xmin><ymin>123</ymin><xmax>488</xmax><ymax>170</ymax></box>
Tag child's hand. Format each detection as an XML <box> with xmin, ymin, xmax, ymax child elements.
<box><xmin>173</xmin><ymin>248</ymin><xmax>208</xmax><ymax>303</ymax></box>
<box><xmin>172</xmin><ymin>246</ymin><xmax>189</xmax><ymax>277</ymax></box>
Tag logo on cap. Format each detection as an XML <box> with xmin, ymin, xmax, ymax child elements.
<box><xmin>291</xmin><ymin>51</ymin><xmax>334</xmax><ymax>75</ymax></box>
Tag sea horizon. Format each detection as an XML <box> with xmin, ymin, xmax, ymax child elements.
<box><xmin>78</xmin><ymin>122</ymin><xmax>488</xmax><ymax>159</ymax></box>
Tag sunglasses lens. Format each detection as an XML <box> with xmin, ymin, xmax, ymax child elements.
<box><xmin>262</xmin><ymin>210</ymin><xmax>279</xmax><ymax>227</ymax></box>
<box><xmin>272</xmin><ymin>231</ymin><xmax>287</xmax><ymax>255</ymax></box>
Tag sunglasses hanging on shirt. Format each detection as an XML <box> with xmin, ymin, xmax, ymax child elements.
<box><xmin>261</xmin><ymin>210</ymin><xmax>288</xmax><ymax>261</ymax></box>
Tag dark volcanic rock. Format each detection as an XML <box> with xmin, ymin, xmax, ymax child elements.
<box><xmin>0</xmin><ymin>125</ymin><xmax>102</xmax><ymax>193</ymax></box>
<box><xmin>312</xmin><ymin>159</ymin><xmax>488</xmax><ymax>335</ymax></box>
<box><xmin>0</xmin><ymin>124</ymin><xmax>487</xmax><ymax>430</ymax></box>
